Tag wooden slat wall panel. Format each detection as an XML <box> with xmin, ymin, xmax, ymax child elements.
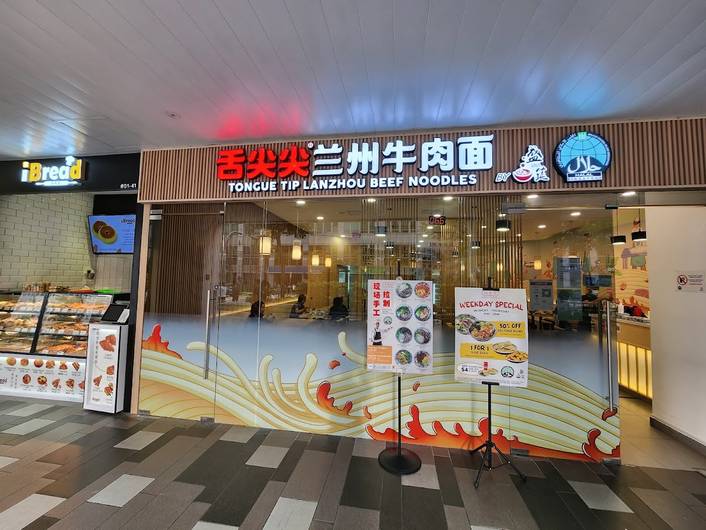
<box><xmin>139</xmin><ymin>118</ymin><xmax>706</xmax><ymax>203</ymax></box>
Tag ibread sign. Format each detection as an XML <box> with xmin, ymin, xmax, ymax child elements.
<box><xmin>21</xmin><ymin>156</ymin><xmax>85</xmax><ymax>187</ymax></box>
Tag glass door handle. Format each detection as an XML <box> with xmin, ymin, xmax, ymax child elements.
<box><xmin>203</xmin><ymin>288</ymin><xmax>211</xmax><ymax>379</ymax></box>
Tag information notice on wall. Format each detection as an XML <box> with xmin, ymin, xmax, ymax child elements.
<box><xmin>366</xmin><ymin>279</ymin><xmax>433</xmax><ymax>375</ymax></box>
<box><xmin>0</xmin><ymin>354</ymin><xmax>85</xmax><ymax>401</ymax></box>
<box><xmin>83</xmin><ymin>325</ymin><xmax>120</xmax><ymax>412</ymax></box>
<box><xmin>454</xmin><ymin>288</ymin><xmax>529</xmax><ymax>387</ymax></box>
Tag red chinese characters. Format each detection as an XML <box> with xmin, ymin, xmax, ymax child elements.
<box><xmin>372</xmin><ymin>282</ymin><xmax>381</xmax><ymax>317</ymax></box>
<box><xmin>217</xmin><ymin>144</ymin><xmax>310</xmax><ymax>181</ymax></box>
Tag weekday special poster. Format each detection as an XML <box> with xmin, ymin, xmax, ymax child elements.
<box><xmin>367</xmin><ymin>279</ymin><xmax>433</xmax><ymax>374</ymax></box>
<box><xmin>454</xmin><ymin>288</ymin><xmax>529</xmax><ymax>387</ymax></box>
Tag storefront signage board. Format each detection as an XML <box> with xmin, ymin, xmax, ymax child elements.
<box><xmin>675</xmin><ymin>270</ymin><xmax>705</xmax><ymax>293</ymax></box>
<box><xmin>454</xmin><ymin>287</ymin><xmax>529</xmax><ymax>387</ymax></box>
<box><xmin>366</xmin><ymin>279</ymin><xmax>433</xmax><ymax>374</ymax></box>
<box><xmin>0</xmin><ymin>153</ymin><xmax>140</xmax><ymax>195</ymax></box>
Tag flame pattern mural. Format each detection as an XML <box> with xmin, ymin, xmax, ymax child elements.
<box><xmin>138</xmin><ymin>322</ymin><xmax>620</xmax><ymax>462</ymax></box>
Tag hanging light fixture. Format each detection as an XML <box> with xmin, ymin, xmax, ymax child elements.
<box><xmin>610</xmin><ymin>235</ymin><xmax>627</xmax><ymax>246</ymax></box>
<box><xmin>631</xmin><ymin>210</ymin><xmax>647</xmax><ymax>242</ymax></box>
<box><xmin>311</xmin><ymin>253</ymin><xmax>320</xmax><ymax>266</ymax></box>
<box><xmin>496</xmin><ymin>219</ymin><xmax>511</xmax><ymax>232</ymax></box>
<box><xmin>470</xmin><ymin>240</ymin><xmax>481</xmax><ymax>249</ymax></box>
<box><xmin>452</xmin><ymin>247</ymin><xmax>460</xmax><ymax>258</ymax></box>
<box><xmin>534</xmin><ymin>260</ymin><xmax>542</xmax><ymax>270</ymax></box>
<box><xmin>292</xmin><ymin>206</ymin><xmax>302</xmax><ymax>260</ymax></box>
<box><xmin>258</xmin><ymin>230</ymin><xmax>272</xmax><ymax>255</ymax></box>
<box><xmin>325</xmin><ymin>256</ymin><xmax>332</xmax><ymax>268</ymax></box>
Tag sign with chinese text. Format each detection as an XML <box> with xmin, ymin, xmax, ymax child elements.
<box><xmin>454</xmin><ymin>288</ymin><xmax>529</xmax><ymax>387</ymax></box>
<box><xmin>367</xmin><ymin>279</ymin><xmax>434</xmax><ymax>374</ymax></box>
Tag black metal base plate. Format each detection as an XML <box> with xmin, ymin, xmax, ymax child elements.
<box><xmin>378</xmin><ymin>447</ymin><xmax>422</xmax><ymax>475</ymax></box>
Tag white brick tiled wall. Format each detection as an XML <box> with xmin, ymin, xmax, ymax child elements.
<box><xmin>0</xmin><ymin>193</ymin><xmax>95</xmax><ymax>290</ymax></box>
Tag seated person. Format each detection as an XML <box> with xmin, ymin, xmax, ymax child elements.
<box><xmin>329</xmin><ymin>296</ymin><xmax>349</xmax><ymax>320</ymax></box>
<box><xmin>289</xmin><ymin>294</ymin><xmax>307</xmax><ymax>318</ymax></box>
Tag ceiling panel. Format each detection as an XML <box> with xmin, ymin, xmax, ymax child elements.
<box><xmin>0</xmin><ymin>0</ymin><xmax>704</xmax><ymax>159</ymax></box>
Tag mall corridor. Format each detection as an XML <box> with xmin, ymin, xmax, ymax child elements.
<box><xmin>1</xmin><ymin>397</ymin><xmax>705</xmax><ymax>530</ymax></box>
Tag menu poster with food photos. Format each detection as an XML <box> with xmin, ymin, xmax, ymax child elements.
<box><xmin>84</xmin><ymin>324</ymin><xmax>125</xmax><ymax>413</ymax></box>
<box><xmin>367</xmin><ymin>279</ymin><xmax>433</xmax><ymax>375</ymax></box>
<box><xmin>0</xmin><ymin>355</ymin><xmax>85</xmax><ymax>402</ymax></box>
<box><xmin>454</xmin><ymin>288</ymin><xmax>529</xmax><ymax>387</ymax></box>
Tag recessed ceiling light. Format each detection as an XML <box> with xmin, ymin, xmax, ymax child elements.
<box><xmin>422</xmin><ymin>234</ymin><xmax>429</xmax><ymax>238</ymax></box>
<box><xmin>340</xmin><ymin>234</ymin><xmax>346</xmax><ymax>238</ymax></box>
<box><xmin>570</xmin><ymin>211</ymin><xmax>581</xmax><ymax>217</ymax></box>
<box><xmin>621</xmin><ymin>191</ymin><xmax>636</xmax><ymax>197</ymax></box>
<box><xmin>295</xmin><ymin>200</ymin><xmax>306</xmax><ymax>206</ymax></box>
<box><xmin>516</xmin><ymin>233</ymin><xmax>522</xmax><ymax>237</ymax></box>
<box><xmin>442</xmin><ymin>196</ymin><xmax>453</xmax><ymax>201</ymax></box>
<box><xmin>432</xmin><ymin>213</ymin><xmax>442</xmax><ymax>218</ymax></box>
<box><xmin>538</xmin><ymin>224</ymin><xmax>546</xmax><ymax>229</ymax></box>
<box><xmin>526</xmin><ymin>194</ymin><xmax>539</xmax><ymax>199</ymax></box>
<box><xmin>316</xmin><ymin>216</ymin><xmax>324</xmax><ymax>220</ymax></box>
<box><xmin>417</xmin><ymin>244</ymin><xmax>421</xmax><ymax>248</ymax></box>
<box><xmin>498</xmin><ymin>213</ymin><xmax>507</xmax><ymax>217</ymax></box>
<box><xmin>499</xmin><ymin>239</ymin><xmax>506</xmax><ymax>243</ymax></box>
<box><xmin>375</xmin><ymin>233</ymin><xmax>386</xmax><ymax>237</ymax></box>
<box><xmin>366</xmin><ymin>198</ymin><xmax>377</xmax><ymax>203</ymax></box>
<box><xmin>426</xmin><ymin>225</ymin><xmax>434</xmax><ymax>230</ymax></box>
<box><xmin>418</xmin><ymin>240</ymin><xmax>424</xmax><ymax>244</ymax></box>
<box><xmin>466</xmin><ymin>234</ymin><xmax>472</xmax><ymax>237</ymax></box>
<box><xmin>481</xmin><ymin>225</ymin><xmax>487</xmax><ymax>229</ymax></box>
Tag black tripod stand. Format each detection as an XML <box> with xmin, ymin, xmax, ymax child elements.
<box><xmin>470</xmin><ymin>381</ymin><xmax>527</xmax><ymax>488</ymax></box>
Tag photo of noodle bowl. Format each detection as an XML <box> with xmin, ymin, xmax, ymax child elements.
<box><xmin>414</xmin><ymin>282</ymin><xmax>431</xmax><ymax>298</ymax></box>
<box><xmin>471</xmin><ymin>321</ymin><xmax>496</xmax><ymax>342</ymax></box>
<box><xmin>507</xmin><ymin>351</ymin><xmax>528</xmax><ymax>363</ymax></box>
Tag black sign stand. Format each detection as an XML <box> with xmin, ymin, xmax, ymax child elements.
<box><xmin>468</xmin><ymin>278</ymin><xmax>527</xmax><ymax>488</ymax></box>
<box><xmin>378</xmin><ymin>375</ymin><xmax>421</xmax><ymax>475</ymax></box>
<box><xmin>470</xmin><ymin>381</ymin><xmax>527</xmax><ymax>488</ymax></box>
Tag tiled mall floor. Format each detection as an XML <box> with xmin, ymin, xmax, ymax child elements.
<box><xmin>1</xmin><ymin>396</ymin><xmax>706</xmax><ymax>529</ymax></box>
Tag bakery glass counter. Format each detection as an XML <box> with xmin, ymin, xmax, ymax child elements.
<box><xmin>0</xmin><ymin>293</ymin><xmax>45</xmax><ymax>353</ymax></box>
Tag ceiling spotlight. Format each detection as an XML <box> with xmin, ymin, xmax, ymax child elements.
<box><xmin>295</xmin><ymin>200</ymin><xmax>306</xmax><ymax>206</ymax></box>
<box><xmin>570</xmin><ymin>211</ymin><xmax>581</xmax><ymax>217</ymax></box>
<box><xmin>432</xmin><ymin>213</ymin><xmax>442</xmax><ymax>218</ymax></box>
<box><xmin>526</xmin><ymin>194</ymin><xmax>539</xmax><ymax>199</ymax></box>
<box><xmin>499</xmin><ymin>239</ymin><xmax>506</xmax><ymax>243</ymax></box>
<box><xmin>496</xmin><ymin>219</ymin><xmax>511</xmax><ymax>232</ymax></box>
<box><xmin>481</xmin><ymin>225</ymin><xmax>487</xmax><ymax>229</ymax></box>
<box><xmin>442</xmin><ymin>196</ymin><xmax>454</xmax><ymax>202</ymax></box>
<box><xmin>538</xmin><ymin>224</ymin><xmax>546</xmax><ymax>229</ymax></box>
<box><xmin>498</xmin><ymin>212</ymin><xmax>507</xmax><ymax>218</ymax></box>
<box><xmin>316</xmin><ymin>216</ymin><xmax>324</xmax><ymax>221</ymax></box>
<box><xmin>422</xmin><ymin>234</ymin><xmax>429</xmax><ymax>238</ymax></box>
<box><xmin>427</xmin><ymin>225</ymin><xmax>434</xmax><ymax>230</ymax></box>
<box><xmin>516</xmin><ymin>233</ymin><xmax>522</xmax><ymax>237</ymax></box>
<box><xmin>610</xmin><ymin>235</ymin><xmax>627</xmax><ymax>246</ymax></box>
<box><xmin>621</xmin><ymin>191</ymin><xmax>636</xmax><ymax>197</ymax></box>
<box><xmin>366</xmin><ymin>198</ymin><xmax>377</xmax><ymax>203</ymax></box>
<box><xmin>416</xmin><ymin>244</ymin><xmax>421</xmax><ymax>248</ymax></box>
<box><xmin>418</xmin><ymin>240</ymin><xmax>424</xmax><ymax>244</ymax></box>
<box><xmin>340</xmin><ymin>234</ymin><xmax>346</xmax><ymax>238</ymax></box>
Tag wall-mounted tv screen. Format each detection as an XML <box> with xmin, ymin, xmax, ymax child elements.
<box><xmin>88</xmin><ymin>214</ymin><xmax>136</xmax><ymax>254</ymax></box>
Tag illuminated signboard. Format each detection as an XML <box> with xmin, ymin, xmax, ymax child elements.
<box><xmin>20</xmin><ymin>156</ymin><xmax>85</xmax><ymax>187</ymax></box>
<box><xmin>554</xmin><ymin>131</ymin><xmax>611</xmax><ymax>182</ymax></box>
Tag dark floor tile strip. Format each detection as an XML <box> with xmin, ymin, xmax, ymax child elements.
<box><xmin>202</xmin><ymin>464</ymin><xmax>275</xmax><ymax>526</ymax></box>
<box><xmin>598</xmin><ymin>473</ymin><xmax>671</xmax><ymax>530</ymax></box>
<box><xmin>379</xmin><ymin>464</ymin><xmax>402</xmax><ymax>530</ymax></box>
<box><xmin>434</xmin><ymin>455</ymin><xmax>464</xmax><ymax>507</ymax></box>
<box><xmin>556</xmin><ymin>491</ymin><xmax>609</xmax><ymax>530</ymax></box>
<box><xmin>270</xmin><ymin>439</ymin><xmax>307</xmax><ymax>483</ymax></box>
<box><xmin>313</xmin><ymin>436</ymin><xmax>354</xmax><ymax>524</ymax></box>
<box><xmin>19</xmin><ymin>515</ymin><xmax>61</xmax><ymax>530</ymax></box>
<box><xmin>308</xmin><ymin>433</ymin><xmax>341</xmax><ymax>453</ymax></box>
<box><xmin>510</xmin><ymin>475</ymin><xmax>582</xmax><ymax>530</ymax></box>
<box><xmin>340</xmin><ymin>455</ymin><xmax>384</xmax><ymax>511</ymax></box>
<box><xmin>178</xmin><ymin>431</ymin><xmax>269</xmax><ymax>503</ymax></box>
<box><xmin>125</xmin><ymin>427</ymin><xmax>183</xmax><ymax>462</ymax></box>
<box><xmin>402</xmin><ymin>486</ymin><xmax>447</xmax><ymax>530</ymax></box>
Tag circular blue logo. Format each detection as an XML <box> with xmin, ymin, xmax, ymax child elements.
<box><xmin>554</xmin><ymin>131</ymin><xmax>611</xmax><ymax>182</ymax></box>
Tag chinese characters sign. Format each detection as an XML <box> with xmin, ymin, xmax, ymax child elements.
<box><xmin>367</xmin><ymin>279</ymin><xmax>434</xmax><ymax>375</ymax></box>
<box><xmin>454</xmin><ymin>288</ymin><xmax>529</xmax><ymax>387</ymax></box>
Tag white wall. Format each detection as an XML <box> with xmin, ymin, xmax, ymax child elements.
<box><xmin>647</xmin><ymin>206</ymin><xmax>706</xmax><ymax>445</ymax></box>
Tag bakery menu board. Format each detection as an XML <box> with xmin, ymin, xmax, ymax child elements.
<box><xmin>83</xmin><ymin>324</ymin><xmax>121</xmax><ymax>412</ymax></box>
<box><xmin>88</xmin><ymin>214</ymin><xmax>136</xmax><ymax>254</ymax></box>
<box><xmin>0</xmin><ymin>354</ymin><xmax>85</xmax><ymax>401</ymax></box>
<box><xmin>454</xmin><ymin>288</ymin><xmax>529</xmax><ymax>387</ymax></box>
<box><xmin>367</xmin><ymin>279</ymin><xmax>433</xmax><ymax>374</ymax></box>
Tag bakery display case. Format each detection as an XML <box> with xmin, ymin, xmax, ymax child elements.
<box><xmin>36</xmin><ymin>293</ymin><xmax>112</xmax><ymax>357</ymax></box>
<box><xmin>0</xmin><ymin>293</ymin><xmax>44</xmax><ymax>353</ymax></box>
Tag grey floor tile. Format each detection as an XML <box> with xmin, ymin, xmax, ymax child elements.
<box><xmin>221</xmin><ymin>425</ymin><xmax>259</xmax><ymax>443</ymax></box>
<box><xmin>132</xmin><ymin>435</ymin><xmax>202</xmax><ymax>479</ymax></box>
<box><xmin>643</xmin><ymin>466</ymin><xmax>706</xmax><ymax>506</ymax></box>
<box><xmin>0</xmin><ymin>476</ymin><xmax>54</xmax><ymax>514</ymax></box>
<box><xmin>340</xmin><ymin>456</ymin><xmax>383</xmax><ymax>511</ymax></box>
<box><xmin>313</xmin><ymin>437</ymin><xmax>354</xmax><ymax>524</ymax></box>
<box><xmin>569</xmin><ymin>480</ymin><xmax>633</xmax><ymax>513</ymax></box>
<box><xmin>239</xmin><ymin>480</ymin><xmax>286</xmax><ymax>530</ymax></box>
<box><xmin>282</xmin><ymin>450</ymin><xmax>335</xmax><ymax>502</ymax></box>
<box><xmin>97</xmin><ymin>492</ymin><xmax>155</xmax><ymax>530</ymax></box>
<box><xmin>123</xmin><ymin>481</ymin><xmax>204</xmax><ymax>528</ymax></box>
<box><xmin>263</xmin><ymin>497</ymin><xmax>317</xmax><ymax>530</ymax></box>
<box><xmin>263</xmin><ymin>429</ymin><xmax>299</xmax><ymax>448</ymax></box>
<box><xmin>432</xmin><ymin>446</ymin><xmax>450</xmax><ymax>457</ymax></box>
<box><xmin>169</xmin><ymin>501</ymin><xmax>211</xmax><ymax>530</ymax></box>
<box><xmin>309</xmin><ymin>521</ymin><xmax>333</xmax><ymax>530</ymax></box>
<box><xmin>6</xmin><ymin>403</ymin><xmax>54</xmax><ymax>417</ymax></box>
<box><xmin>88</xmin><ymin>473</ymin><xmax>154</xmax><ymax>507</ymax></box>
<box><xmin>48</xmin><ymin>502</ymin><xmax>118</xmax><ymax>530</ymax></box>
<box><xmin>113</xmin><ymin>430</ymin><xmax>163</xmax><ymax>450</ymax></box>
<box><xmin>193</xmin><ymin>521</ymin><xmax>239</xmax><ymax>529</ymax></box>
<box><xmin>409</xmin><ymin>444</ymin><xmax>435</xmax><ymax>465</ymax></box>
<box><xmin>246</xmin><ymin>445</ymin><xmax>290</xmax><ymax>468</ymax></box>
<box><xmin>333</xmin><ymin>505</ymin><xmax>380</xmax><ymax>530</ymax></box>
<box><xmin>444</xmin><ymin>505</ymin><xmax>471</xmax><ymax>529</ymax></box>
<box><xmin>0</xmin><ymin>455</ymin><xmax>18</xmax><ymax>469</ymax></box>
<box><xmin>551</xmin><ymin>459</ymin><xmax>603</xmax><ymax>483</ymax></box>
<box><xmin>632</xmin><ymin>487</ymin><xmax>706</xmax><ymax>530</ymax></box>
<box><xmin>0</xmin><ymin>493</ymin><xmax>64</xmax><ymax>530</ymax></box>
<box><xmin>401</xmin><ymin>463</ymin><xmax>440</xmax><ymax>490</ymax></box>
<box><xmin>352</xmin><ymin>438</ymin><xmax>386</xmax><ymax>459</ymax></box>
<box><xmin>2</xmin><ymin>418</ymin><xmax>54</xmax><ymax>435</ymax></box>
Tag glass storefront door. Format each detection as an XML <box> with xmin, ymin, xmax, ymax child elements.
<box><xmin>139</xmin><ymin>204</ymin><xmax>224</xmax><ymax>420</ymax></box>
